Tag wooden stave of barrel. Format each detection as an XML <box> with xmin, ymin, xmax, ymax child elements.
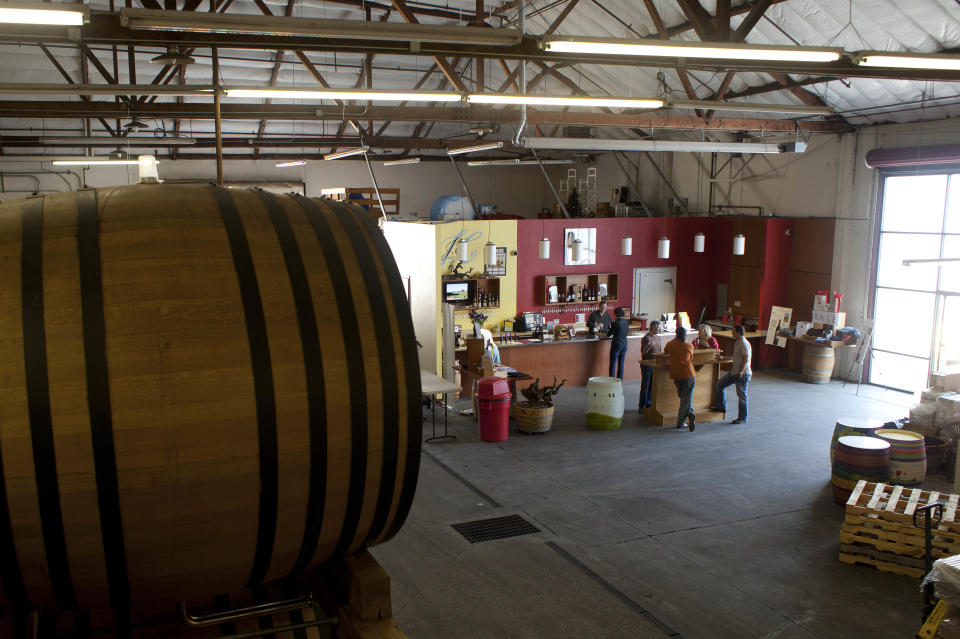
<box><xmin>0</xmin><ymin>184</ymin><xmax>421</xmax><ymax>611</ymax></box>
<box><xmin>801</xmin><ymin>344</ymin><xmax>835</xmax><ymax>384</ymax></box>
<box><xmin>876</xmin><ymin>429</ymin><xmax>927</xmax><ymax>487</ymax></box>
<box><xmin>828</xmin><ymin>417</ymin><xmax>884</xmax><ymax>464</ymax></box>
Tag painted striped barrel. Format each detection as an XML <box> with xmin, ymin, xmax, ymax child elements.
<box><xmin>877</xmin><ymin>429</ymin><xmax>927</xmax><ymax>487</ymax></box>
<box><xmin>0</xmin><ymin>185</ymin><xmax>421</xmax><ymax>610</ymax></box>
<box><xmin>829</xmin><ymin>417</ymin><xmax>884</xmax><ymax>463</ymax></box>
<box><xmin>831</xmin><ymin>436</ymin><xmax>891</xmax><ymax>505</ymax></box>
<box><xmin>802</xmin><ymin>344</ymin><xmax>835</xmax><ymax>384</ymax></box>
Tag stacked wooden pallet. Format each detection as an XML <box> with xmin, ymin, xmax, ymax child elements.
<box><xmin>839</xmin><ymin>480</ymin><xmax>960</xmax><ymax>578</ymax></box>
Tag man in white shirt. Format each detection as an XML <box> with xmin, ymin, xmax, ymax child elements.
<box><xmin>712</xmin><ymin>324</ymin><xmax>752</xmax><ymax>424</ymax></box>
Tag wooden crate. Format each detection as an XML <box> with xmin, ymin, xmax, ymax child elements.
<box><xmin>839</xmin><ymin>481</ymin><xmax>960</xmax><ymax>578</ymax></box>
<box><xmin>321</xmin><ymin>187</ymin><xmax>400</xmax><ymax>218</ymax></box>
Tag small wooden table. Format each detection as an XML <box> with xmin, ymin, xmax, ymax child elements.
<box><xmin>641</xmin><ymin>351</ymin><xmax>732</xmax><ymax>426</ymax></box>
<box><xmin>421</xmin><ymin>370</ymin><xmax>462</xmax><ymax>442</ymax></box>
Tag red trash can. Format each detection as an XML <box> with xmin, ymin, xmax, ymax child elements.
<box><xmin>476</xmin><ymin>377</ymin><xmax>512</xmax><ymax>442</ymax></box>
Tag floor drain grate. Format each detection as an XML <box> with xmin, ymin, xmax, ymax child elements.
<box><xmin>451</xmin><ymin>514</ymin><xmax>540</xmax><ymax>543</ymax></box>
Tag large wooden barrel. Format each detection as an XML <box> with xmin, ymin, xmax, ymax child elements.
<box><xmin>0</xmin><ymin>184</ymin><xmax>421</xmax><ymax>610</ymax></box>
<box><xmin>831</xmin><ymin>436</ymin><xmax>890</xmax><ymax>505</ymax></box>
<box><xmin>801</xmin><ymin>344</ymin><xmax>835</xmax><ymax>384</ymax></box>
<box><xmin>877</xmin><ymin>429</ymin><xmax>926</xmax><ymax>487</ymax></box>
<box><xmin>829</xmin><ymin>417</ymin><xmax>884</xmax><ymax>463</ymax></box>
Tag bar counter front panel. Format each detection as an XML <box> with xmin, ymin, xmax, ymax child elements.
<box><xmin>498</xmin><ymin>335</ymin><xmax>647</xmax><ymax>386</ymax></box>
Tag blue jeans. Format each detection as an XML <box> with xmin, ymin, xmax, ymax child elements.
<box><xmin>717</xmin><ymin>372</ymin><xmax>750</xmax><ymax>421</ymax></box>
<box><xmin>674</xmin><ymin>377</ymin><xmax>695</xmax><ymax>428</ymax></box>
<box><xmin>609</xmin><ymin>341</ymin><xmax>627</xmax><ymax>379</ymax></box>
<box><xmin>639</xmin><ymin>364</ymin><xmax>653</xmax><ymax>408</ymax></box>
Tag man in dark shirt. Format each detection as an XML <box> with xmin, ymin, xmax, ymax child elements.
<box><xmin>607</xmin><ymin>307</ymin><xmax>630</xmax><ymax>379</ymax></box>
<box><xmin>587</xmin><ymin>300</ymin><xmax>613</xmax><ymax>335</ymax></box>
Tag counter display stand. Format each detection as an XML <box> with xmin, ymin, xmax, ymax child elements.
<box><xmin>642</xmin><ymin>350</ymin><xmax>730</xmax><ymax>426</ymax></box>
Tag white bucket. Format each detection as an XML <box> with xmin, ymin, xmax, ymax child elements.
<box><xmin>586</xmin><ymin>376</ymin><xmax>624</xmax><ymax>430</ymax></box>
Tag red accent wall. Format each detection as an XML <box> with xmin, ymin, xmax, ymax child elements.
<box><xmin>516</xmin><ymin>217</ymin><xmax>733</xmax><ymax>324</ymax></box>
<box><xmin>757</xmin><ymin>218</ymin><xmax>793</xmax><ymax>365</ymax></box>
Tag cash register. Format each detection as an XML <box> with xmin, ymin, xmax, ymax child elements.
<box><xmin>524</xmin><ymin>312</ymin><xmax>544</xmax><ymax>340</ymax></box>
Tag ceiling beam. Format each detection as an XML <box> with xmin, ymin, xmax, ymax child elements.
<box><xmin>389</xmin><ymin>0</ymin><xmax>467</xmax><ymax>91</ymax></box>
<box><xmin>732</xmin><ymin>0</ymin><xmax>774</xmax><ymax>41</ymax></box>
<box><xmin>675</xmin><ymin>0</ymin><xmax>716</xmax><ymax>40</ymax></box>
<box><xmin>37</xmin><ymin>44</ymin><xmax>117</xmax><ymax>137</ymax></box>
<box><xmin>722</xmin><ymin>75</ymin><xmax>835</xmax><ymax>100</ymax></box>
<box><xmin>0</xmin><ymin>101</ymin><xmax>850</xmax><ymax>132</ymax></box>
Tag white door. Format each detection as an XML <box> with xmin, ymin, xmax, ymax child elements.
<box><xmin>633</xmin><ymin>267</ymin><xmax>677</xmax><ymax>322</ymax></box>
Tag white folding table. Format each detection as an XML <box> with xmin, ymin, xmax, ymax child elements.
<box><xmin>421</xmin><ymin>370</ymin><xmax>461</xmax><ymax>442</ymax></box>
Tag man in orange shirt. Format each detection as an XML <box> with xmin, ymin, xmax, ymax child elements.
<box><xmin>664</xmin><ymin>326</ymin><xmax>696</xmax><ymax>431</ymax></box>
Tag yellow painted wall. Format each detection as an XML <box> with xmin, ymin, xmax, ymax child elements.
<box><xmin>436</xmin><ymin>220</ymin><xmax>518</xmax><ymax>341</ymax></box>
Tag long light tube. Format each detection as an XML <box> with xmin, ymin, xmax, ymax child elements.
<box><xmin>0</xmin><ymin>84</ymin><xmax>215</xmax><ymax>96</ymax></box>
<box><xmin>667</xmin><ymin>99</ymin><xmax>834</xmax><ymax>116</ymax></box>
<box><xmin>524</xmin><ymin>137</ymin><xmax>783</xmax><ymax>154</ymax></box>
<box><xmin>52</xmin><ymin>158</ymin><xmax>141</xmax><ymax>166</ymax></box>
<box><xmin>467</xmin><ymin>159</ymin><xmax>573</xmax><ymax>166</ymax></box>
<box><xmin>42</xmin><ymin>136</ymin><xmax>196</xmax><ymax>146</ymax></box>
<box><xmin>0</xmin><ymin>3</ymin><xmax>87</xmax><ymax>25</ymax></box>
<box><xmin>542</xmin><ymin>37</ymin><xmax>842</xmax><ymax>63</ymax></box>
<box><xmin>383</xmin><ymin>158</ymin><xmax>421</xmax><ymax>165</ymax></box>
<box><xmin>225</xmin><ymin>87</ymin><xmax>461</xmax><ymax>102</ymax></box>
<box><xmin>902</xmin><ymin>258</ymin><xmax>960</xmax><ymax>266</ymax></box>
<box><xmin>121</xmin><ymin>9</ymin><xmax>521</xmax><ymax>45</ymax></box>
<box><xmin>447</xmin><ymin>141</ymin><xmax>504</xmax><ymax>156</ymax></box>
<box><xmin>467</xmin><ymin>94</ymin><xmax>663</xmax><ymax>109</ymax></box>
<box><xmin>322</xmin><ymin>146</ymin><xmax>369</xmax><ymax>160</ymax></box>
<box><xmin>854</xmin><ymin>51</ymin><xmax>960</xmax><ymax>71</ymax></box>
<box><xmin>275</xmin><ymin>159</ymin><xmax>308</xmax><ymax>167</ymax></box>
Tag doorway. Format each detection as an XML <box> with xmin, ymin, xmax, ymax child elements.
<box><xmin>633</xmin><ymin>267</ymin><xmax>677</xmax><ymax>323</ymax></box>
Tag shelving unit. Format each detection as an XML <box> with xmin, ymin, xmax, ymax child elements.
<box><xmin>444</xmin><ymin>277</ymin><xmax>501</xmax><ymax>309</ymax></box>
<box><xmin>535</xmin><ymin>273</ymin><xmax>618</xmax><ymax>306</ymax></box>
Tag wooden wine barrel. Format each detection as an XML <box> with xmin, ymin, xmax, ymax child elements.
<box><xmin>0</xmin><ymin>184</ymin><xmax>421</xmax><ymax>611</ymax></box>
<box><xmin>801</xmin><ymin>344</ymin><xmax>835</xmax><ymax>384</ymax></box>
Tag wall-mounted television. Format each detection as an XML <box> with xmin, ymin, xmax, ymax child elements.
<box><xmin>443</xmin><ymin>281</ymin><xmax>472</xmax><ymax>305</ymax></box>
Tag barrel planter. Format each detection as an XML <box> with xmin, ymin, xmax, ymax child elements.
<box><xmin>0</xmin><ymin>185</ymin><xmax>421</xmax><ymax>610</ymax></box>
<box><xmin>925</xmin><ymin>435</ymin><xmax>949</xmax><ymax>475</ymax></box>
<box><xmin>802</xmin><ymin>344</ymin><xmax>835</xmax><ymax>384</ymax></box>
<box><xmin>585</xmin><ymin>377</ymin><xmax>625</xmax><ymax>430</ymax></box>
<box><xmin>515</xmin><ymin>402</ymin><xmax>555</xmax><ymax>434</ymax></box>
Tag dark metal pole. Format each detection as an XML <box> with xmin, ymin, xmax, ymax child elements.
<box><xmin>212</xmin><ymin>46</ymin><xmax>223</xmax><ymax>185</ymax></box>
<box><xmin>643</xmin><ymin>151</ymin><xmax>688</xmax><ymax>216</ymax></box>
<box><xmin>531</xmin><ymin>149</ymin><xmax>569</xmax><ymax>218</ymax></box>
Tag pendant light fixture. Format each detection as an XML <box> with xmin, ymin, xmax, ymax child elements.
<box><xmin>484</xmin><ymin>240</ymin><xmax>497</xmax><ymax>268</ymax></box>
<box><xmin>694</xmin><ymin>232</ymin><xmax>705</xmax><ymax>253</ymax></box>
<box><xmin>571</xmin><ymin>237</ymin><xmax>584</xmax><ymax>262</ymax></box>
<box><xmin>458</xmin><ymin>236</ymin><xmax>469</xmax><ymax>262</ymax></box>
<box><xmin>657</xmin><ymin>236</ymin><xmax>670</xmax><ymax>259</ymax></box>
<box><xmin>621</xmin><ymin>215</ymin><xmax>632</xmax><ymax>255</ymax></box>
<box><xmin>733</xmin><ymin>233</ymin><xmax>746</xmax><ymax>256</ymax></box>
<box><xmin>539</xmin><ymin>236</ymin><xmax>550</xmax><ymax>259</ymax></box>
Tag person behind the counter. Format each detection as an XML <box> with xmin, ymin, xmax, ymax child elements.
<box><xmin>587</xmin><ymin>300</ymin><xmax>613</xmax><ymax>335</ymax></box>
<box><xmin>607</xmin><ymin>307</ymin><xmax>630</xmax><ymax>379</ymax></box>
<box><xmin>692</xmin><ymin>324</ymin><xmax>720</xmax><ymax>350</ymax></box>
<box><xmin>664</xmin><ymin>326</ymin><xmax>696</xmax><ymax>432</ymax></box>
<box><xmin>638</xmin><ymin>320</ymin><xmax>661</xmax><ymax>410</ymax></box>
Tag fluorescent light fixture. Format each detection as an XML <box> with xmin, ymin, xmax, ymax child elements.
<box><xmin>524</xmin><ymin>137</ymin><xmax>783</xmax><ymax>154</ymax></box>
<box><xmin>322</xmin><ymin>146</ymin><xmax>369</xmax><ymax>160</ymax></box>
<box><xmin>121</xmin><ymin>9</ymin><xmax>521</xmax><ymax>45</ymax></box>
<box><xmin>0</xmin><ymin>2</ymin><xmax>87</xmax><ymax>26</ymax></box>
<box><xmin>52</xmin><ymin>158</ymin><xmax>141</xmax><ymax>166</ymax></box>
<box><xmin>668</xmin><ymin>99</ymin><xmax>834</xmax><ymax>116</ymax></box>
<box><xmin>0</xmin><ymin>83</ymin><xmax>216</xmax><ymax>96</ymax></box>
<box><xmin>542</xmin><ymin>37</ymin><xmax>842</xmax><ymax>63</ymax></box>
<box><xmin>902</xmin><ymin>257</ymin><xmax>960</xmax><ymax>266</ymax></box>
<box><xmin>42</xmin><ymin>136</ymin><xmax>196</xmax><ymax>146</ymax></box>
<box><xmin>275</xmin><ymin>159</ymin><xmax>308</xmax><ymax>167</ymax></box>
<box><xmin>467</xmin><ymin>94</ymin><xmax>663</xmax><ymax>109</ymax></box>
<box><xmin>383</xmin><ymin>158</ymin><xmax>421</xmax><ymax>166</ymax></box>
<box><xmin>447</xmin><ymin>141</ymin><xmax>504</xmax><ymax>156</ymax></box>
<box><xmin>225</xmin><ymin>87</ymin><xmax>462</xmax><ymax>102</ymax></box>
<box><xmin>467</xmin><ymin>159</ymin><xmax>573</xmax><ymax>166</ymax></box>
<box><xmin>854</xmin><ymin>51</ymin><xmax>960</xmax><ymax>71</ymax></box>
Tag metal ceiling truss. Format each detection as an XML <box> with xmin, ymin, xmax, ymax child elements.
<box><xmin>2</xmin><ymin>0</ymin><xmax>952</xmax><ymax>159</ymax></box>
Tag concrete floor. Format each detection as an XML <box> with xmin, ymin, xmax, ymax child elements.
<box><xmin>372</xmin><ymin>372</ymin><xmax>943</xmax><ymax>639</ymax></box>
